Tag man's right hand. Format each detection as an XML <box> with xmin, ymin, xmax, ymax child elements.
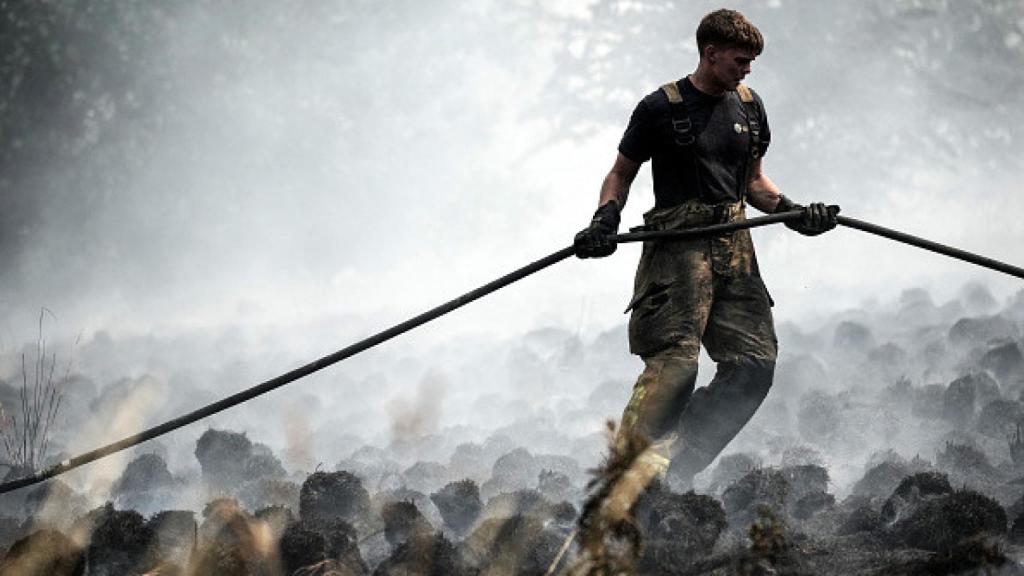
<box><xmin>574</xmin><ymin>200</ymin><xmax>621</xmax><ymax>258</ymax></box>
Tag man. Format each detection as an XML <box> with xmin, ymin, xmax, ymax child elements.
<box><xmin>575</xmin><ymin>9</ymin><xmax>838</xmax><ymax>489</ymax></box>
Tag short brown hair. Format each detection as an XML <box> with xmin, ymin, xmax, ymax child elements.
<box><xmin>696</xmin><ymin>9</ymin><xmax>764</xmax><ymax>56</ymax></box>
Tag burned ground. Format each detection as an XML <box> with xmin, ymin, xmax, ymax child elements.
<box><xmin>2</xmin><ymin>288</ymin><xmax>1024</xmax><ymax>574</ymax></box>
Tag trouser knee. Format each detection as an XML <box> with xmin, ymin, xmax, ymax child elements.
<box><xmin>620</xmin><ymin>351</ymin><xmax>698</xmax><ymax>442</ymax></box>
<box><xmin>741</xmin><ymin>356</ymin><xmax>776</xmax><ymax>400</ymax></box>
<box><xmin>667</xmin><ymin>356</ymin><xmax>776</xmax><ymax>482</ymax></box>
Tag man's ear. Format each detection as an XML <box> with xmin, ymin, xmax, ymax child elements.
<box><xmin>704</xmin><ymin>43</ymin><xmax>718</xmax><ymax>63</ymax></box>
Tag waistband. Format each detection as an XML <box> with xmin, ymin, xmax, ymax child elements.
<box><xmin>632</xmin><ymin>199</ymin><xmax>746</xmax><ymax>232</ymax></box>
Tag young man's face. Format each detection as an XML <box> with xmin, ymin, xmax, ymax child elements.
<box><xmin>705</xmin><ymin>45</ymin><xmax>757</xmax><ymax>91</ymax></box>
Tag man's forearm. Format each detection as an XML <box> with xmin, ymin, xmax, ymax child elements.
<box><xmin>598</xmin><ymin>171</ymin><xmax>632</xmax><ymax>209</ymax></box>
<box><xmin>595</xmin><ymin>152</ymin><xmax>641</xmax><ymax>210</ymax></box>
<box><xmin>747</xmin><ymin>174</ymin><xmax>782</xmax><ymax>213</ymax></box>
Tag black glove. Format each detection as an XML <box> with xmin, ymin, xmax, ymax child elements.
<box><xmin>774</xmin><ymin>195</ymin><xmax>840</xmax><ymax>236</ymax></box>
<box><xmin>574</xmin><ymin>201</ymin><xmax>621</xmax><ymax>258</ymax></box>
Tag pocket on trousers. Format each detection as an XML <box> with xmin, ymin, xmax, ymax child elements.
<box><xmin>627</xmin><ymin>281</ymin><xmax>686</xmax><ymax>357</ymax></box>
<box><xmin>624</xmin><ymin>281</ymin><xmax>671</xmax><ymax>314</ymax></box>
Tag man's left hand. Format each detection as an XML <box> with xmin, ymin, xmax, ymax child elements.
<box><xmin>775</xmin><ymin>195</ymin><xmax>840</xmax><ymax>236</ymax></box>
<box><xmin>797</xmin><ymin>202</ymin><xmax>840</xmax><ymax>236</ymax></box>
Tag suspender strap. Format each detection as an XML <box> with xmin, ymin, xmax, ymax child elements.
<box><xmin>736</xmin><ymin>83</ymin><xmax>762</xmax><ymax>202</ymax></box>
<box><xmin>736</xmin><ymin>83</ymin><xmax>762</xmax><ymax>160</ymax></box>
<box><xmin>661</xmin><ymin>81</ymin><xmax>703</xmax><ymax>202</ymax></box>
<box><xmin>736</xmin><ymin>84</ymin><xmax>753</xmax><ymax>103</ymax></box>
<box><xmin>661</xmin><ymin>82</ymin><xmax>693</xmax><ymax>146</ymax></box>
<box><xmin>662</xmin><ymin>81</ymin><xmax>683</xmax><ymax>103</ymax></box>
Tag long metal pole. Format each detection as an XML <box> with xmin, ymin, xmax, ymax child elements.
<box><xmin>1</xmin><ymin>210</ymin><xmax>1019</xmax><ymax>494</ymax></box>
<box><xmin>836</xmin><ymin>215</ymin><xmax>1024</xmax><ymax>280</ymax></box>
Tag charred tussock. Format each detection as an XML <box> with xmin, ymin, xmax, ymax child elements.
<box><xmin>430</xmin><ymin>479</ymin><xmax>482</xmax><ymax>536</ymax></box>
<box><xmin>380</xmin><ymin>500</ymin><xmax>431</xmax><ymax>549</ymax></box>
<box><xmin>721</xmin><ymin>468</ymin><xmax>788</xmax><ymax>528</ymax></box>
<box><xmin>892</xmin><ymin>489</ymin><xmax>1007</xmax><ymax>552</ymax></box>
<box><xmin>299</xmin><ymin>471</ymin><xmax>371</xmax><ymax>531</ymax></box>
<box><xmin>736</xmin><ymin>507</ymin><xmax>802</xmax><ymax>576</ymax></box>
<box><xmin>0</xmin><ymin>528</ymin><xmax>83</xmax><ymax>576</ymax></box>
<box><xmin>461</xmin><ymin>513</ymin><xmax>566</xmax><ymax>575</ymax></box>
<box><xmin>112</xmin><ymin>453</ymin><xmax>183</xmax><ymax>515</ymax></box>
<box><xmin>5</xmin><ymin>290</ymin><xmax>1024</xmax><ymax>575</ymax></box>
<box><xmin>632</xmin><ymin>482</ymin><xmax>727</xmax><ymax>573</ymax></box>
<box><xmin>373</xmin><ymin>532</ymin><xmax>469</xmax><ymax>576</ymax></box>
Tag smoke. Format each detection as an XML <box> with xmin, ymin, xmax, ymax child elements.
<box><xmin>0</xmin><ymin>0</ymin><xmax>1015</xmax><ymax>339</ymax></box>
<box><xmin>284</xmin><ymin>403</ymin><xmax>315</xmax><ymax>474</ymax></box>
<box><xmin>0</xmin><ymin>6</ymin><xmax>1023</xmax><ymax>563</ymax></box>
<box><xmin>386</xmin><ymin>372</ymin><xmax>447</xmax><ymax>444</ymax></box>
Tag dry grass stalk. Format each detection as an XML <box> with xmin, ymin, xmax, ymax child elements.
<box><xmin>564</xmin><ymin>420</ymin><xmax>666</xmax><ymax>576</ymax></box>
<box><xmin>0</xmin><ymin>309</ymin><xmax>71</xmax><ymax>474</ymax></box>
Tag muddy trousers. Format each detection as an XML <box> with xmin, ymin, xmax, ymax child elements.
<box><xmin>621</xmin><ymin>352</ymin><xmax>775</xmax><ymax>486</ymax></box>
<box><xmin>620</xmin><ymin>201</ymin><xmax>778</xmax><ymax>487</ymax></box>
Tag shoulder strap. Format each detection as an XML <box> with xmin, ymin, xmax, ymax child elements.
<box><xmin>736</xmin><ymin>83</ymin><xmax>754</xmax><ymax>103</ymax></box>
<box><xmin>661</xmin><ymin>82</ymin><xmax>683</xmax><ymax>104</ymax></box>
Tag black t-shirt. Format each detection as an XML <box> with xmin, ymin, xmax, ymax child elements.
<box><xmin>618</xmin><ymin>77</ymin><xmax>771</xmax><ymax>208</ymax></box>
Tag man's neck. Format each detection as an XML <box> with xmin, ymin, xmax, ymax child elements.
<box><xmin>688</xmin><ymin>68</ymin><xmax>726</xmax><ymax>97</ymax></box>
